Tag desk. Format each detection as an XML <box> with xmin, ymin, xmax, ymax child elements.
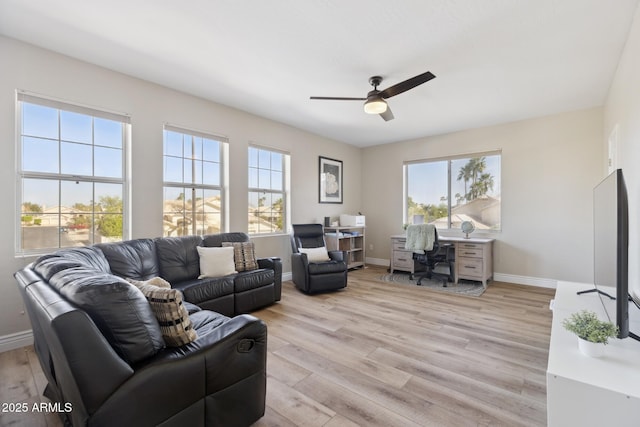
<box><xmin>390</xmin><ymin>235</ymin><xmax>494</xmax><ymax>288</ymax></box>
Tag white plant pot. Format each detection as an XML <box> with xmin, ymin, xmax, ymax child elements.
<box><xmin>578</xmin><ymin>337</ymin><xmax>605</xmax><ymax>358</ymax></box>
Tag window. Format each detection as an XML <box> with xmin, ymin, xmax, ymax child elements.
<box><xmin>163</xmin><ymin>126</ymin><xmax>227</xmax><ymax>237</ymax></box>
<box><xmin>404</xmin><ymin>152</ymin><xmax>501</xmax><ymax>230</ymax></box>
<box><xmin>17</xmin><ymin>93</ymin><xmax>129</xmax><ymax>254</ymax></box>
<box><xmin>248</xmin><ymin>146</ymin><xmax>289</xmax><ymax>234</ymax></box>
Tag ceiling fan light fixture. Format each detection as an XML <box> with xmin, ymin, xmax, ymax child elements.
<box><xmin>363</xmin><ymin>96</ymin><xmax>387</xmax><ymax>114</ymax></box>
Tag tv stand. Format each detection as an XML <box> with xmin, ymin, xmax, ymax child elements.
<box><xmin>575</xmin><ymin>291</ymin><xmax>640</xmax><ymax>341</ymax></box>
<box><xmin>576</xmin><ymin>287</ymin><xmax>615</xmax><ymax>300</ymax></box>
<box><xmin>629</xmin><ymin>332</ymin><xmax>640</xmax><ymax>341</ymax></box>
<box><xmin>547</xmin><ymin>281</ymin><xmax>640</xmax><ymax>426</ymax></box>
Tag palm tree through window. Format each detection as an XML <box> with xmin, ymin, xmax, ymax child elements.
<box><xmin>405</xmin><ymin>152</ymin><xmax>501</xmax><ymax>231</ymax></box>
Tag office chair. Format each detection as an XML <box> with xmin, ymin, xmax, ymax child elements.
<box><xmin>411</xmin><ymin>226</ymin><xmax>454</xmax><ymax>287</ymax></box>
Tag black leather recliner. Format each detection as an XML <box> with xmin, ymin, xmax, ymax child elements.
<box><xmin>290</xmin><ymin>224</ymin><xmax>348</xmax><ymax>293</ymax></box>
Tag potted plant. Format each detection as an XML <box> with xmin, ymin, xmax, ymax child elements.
<box><xmin>562</xmin><ymin>310</ymin><xmax>618</xmax><ymax>357</ymax></box>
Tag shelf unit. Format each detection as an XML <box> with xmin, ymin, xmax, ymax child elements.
<box><xmin>324</xmin><ymin>226</ymin><xmax>365</xmax><ymax>270</ymax></box>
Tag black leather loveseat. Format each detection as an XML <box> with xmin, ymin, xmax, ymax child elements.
<box><xmin>96</xmin><ymin>232</ymin><xmax>282</xmax><ymax>317</ymax></box>
<box><xmin>14</xmin><ymin>232</ymin><xmax>281</xmax><ymax>426</ymax></box>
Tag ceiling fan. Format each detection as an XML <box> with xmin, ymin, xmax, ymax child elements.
<box><xmin>310</xmin><ymin>71</ymin><xmax>436</xmax><ymax>121</ymax></box>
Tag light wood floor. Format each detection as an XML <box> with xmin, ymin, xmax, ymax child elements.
<box><xmin>1</xmin><ymin>266</ymin><xmax>555</xmax><ymax>426</ymax></box>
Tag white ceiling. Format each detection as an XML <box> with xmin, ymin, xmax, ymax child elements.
<box><xmin>1</xmin><ymin>0</ymin><xmax>638</xmax><ymax>147</ymax></box>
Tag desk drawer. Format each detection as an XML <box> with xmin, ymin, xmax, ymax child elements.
<box><xmin>459</xmin><ymin>242</ymin><xmax>483</xmax><ymax>250</ymax></box>
<box><xmin>392</xmin><ymin>240</ymin><xmax>407</xmax><ymax>251</ymax></box>
<box><xmin>458</xmin><ymin>248</ymin><xmax>483</xmax><ymax>258</ymax></box>
<box><xmin>458</xmin><ymin>258</ymin><xmax>483</xmax><ymax>278</ymax></box>
<box><xmin>393</xmin><ymin>251</ymin><xmax>414</xmax><ymax>268</ymax></box>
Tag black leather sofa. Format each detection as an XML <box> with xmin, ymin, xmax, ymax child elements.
<box><xmin>14</xmin><ymin>232</ymin><xmax>280</xmax><ymax>426</ymax></box>
<box><xmin>96</xmin><ymin>232</ymin><xmax>282</xmax><ymax>317</ymax></box>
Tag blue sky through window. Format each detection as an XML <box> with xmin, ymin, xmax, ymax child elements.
<box><xmin>408</xmin><ymin>154</ymin><xmax>501</xmax><ymax>206</ymax></box>
<box><xmin>20</xmin><ymin>102</ymin><xmax>124</xmax><ymax>210</ymax></box>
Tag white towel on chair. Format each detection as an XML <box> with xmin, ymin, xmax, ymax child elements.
<box><xmin>404</xmin><ymin>224</ymin><xmax>435</xmax><ymax>254</ymax></box>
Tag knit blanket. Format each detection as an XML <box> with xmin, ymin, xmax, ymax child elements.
<box><xmin>404</xmin><ymin>224</ymin><xmax>435</xmax><ymax>254</ymax></box>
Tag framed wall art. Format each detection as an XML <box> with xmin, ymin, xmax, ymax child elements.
<box><xmin>319</xmin><ymin>156</ymin><xmax>343</xmax><ymax>204</ymax></box>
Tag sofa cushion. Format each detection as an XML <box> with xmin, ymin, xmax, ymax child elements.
<box><xmin>155</xmin><ymin>235</ymin><xmax>202</xmax><ymax>283</ymax></box>
<box><xmin>172</xmin><ymin>277</ymin><xmax>234</xmax><ymax>305</ymax></box>
<box><xmin>128</xmin><ymin>278</ymin><xmax>198</xmax><ymax>347</ymax></box>
<box><xmin>149</xmin><ymin>310</ymin><xmax>231</xmax><ymax>361</ymax></box>
<box><xmin>188</xmin><ymin>310</ymin><xmax>230</xmax><ymax>335</ymax></box>
<box><xmin>197</xmin><ymin>246</ymin><xmax>237</xmax><ymax>278</ymax></box>
<box><xmin>307</xmin><ymin>261</ymin><xmax>347</xmax><ymax>275</ymax></box>
<box><xmin>183</xmin><ymin>301</ymin><xmax>202</xmax><ymax>315</ymax></box>
<box><xmin>96</xmin><ymin>239</ymin><xmax>160</xmax><ymax>280</ymax></box>
<box><xmin>202</xmin><ymin>232</ymin><xmax>249</xmax><ymax>247</ymax></box>
<box><xmin>222</xmin><ymin>241</ymin><xmax>258</xmax><ymax>272</ymax></box>
<box><xmin>41</xmin><ymin>266</ymin><xmax>165</xmax><ymax>364</ymax></box>
<box><xmin>234</xmin><ymin>269</ymin><xmax>275</xmax><ymax>293</ymax></box>
<box><xmin>33</xmin><ymin>247</ymin><xmax>111</xmax><ymax>280</ymax></box>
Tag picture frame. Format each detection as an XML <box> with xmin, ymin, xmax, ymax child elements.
<box><xmin>319</xmin><ymin>156</ymin><xmax>343</xmax><ymax>204</ymax></box>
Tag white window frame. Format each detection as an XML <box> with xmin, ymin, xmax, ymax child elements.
<box><xmin>248</xmin><ymin>144</ymin><xmax>290</xmax><ymax>235</ymax></box>
<box><xmin>162</xmin><ymin>124</ymin><xmax>228</xmax><ymax>237</ymax></box>
<box><xmin>16</xmin><ymin>92</ymin><xmax>130</xmax><ymax>255</ymax></box>
<box><xmin>403</xmin><ymin>150</ymin><xmax>501</xmax><ymax>231</ymax></box>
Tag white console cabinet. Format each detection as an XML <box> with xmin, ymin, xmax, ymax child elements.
<box><xmin>547</xmin><ymin>281</ymin><xmax>640</xmax><ymax>426</ymax></box>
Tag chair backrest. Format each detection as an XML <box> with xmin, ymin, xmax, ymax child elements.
<box><xmin>428</xmin><ymin>226</ymin><xmax>440</xmax><ymax>256</ymax></box>
<box><xmin>291</xmin><ymin>224</ymin><xmax>326</xmax><ymax>253</ymax></box>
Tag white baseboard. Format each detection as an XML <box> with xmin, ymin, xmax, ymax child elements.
<box><xmin>365</xmin><ymin>257</ymin><xmax>389</xmax><ymax>267</ymax></box>
<box><xmin>0</xmin><ymin>330</ymin><xmax>33</xmax><ymax>353</ymax></box>
<box><xmin>493</xmin><ymin>273</ymin><xmax>557</xmax><ymax>289</ymax></box>
<box><xmin>365</xmin><ymin>257</ymin><xmax>558</xmax><ymax>289</ymax></box>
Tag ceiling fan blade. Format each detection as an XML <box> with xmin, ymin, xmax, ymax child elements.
<box><xmin>379</xmin><ymin>71</ymin><xmax>436</xmax><ymax>99</ymax></box>
<box><xmin>380</xmin><ymin>106</ymin><xmax>394</xmax><ymax>121</ymax></box>
<box><xmin>310</xmin><ymin>96</ymin><xmax>367</xmax><ymax>101</ymax></box>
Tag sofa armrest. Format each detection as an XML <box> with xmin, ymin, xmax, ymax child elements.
<box><xmin>91</xmin><ymin>314</ymin><xmax>267</xmax><ymax>427</ymax></box>
<box><xmin>291</xmin><ymin>253</ymin><xmax>310</xmax><ymax>291</ymax></box>
<box><xmin>256</xmin><ymin>256</ymin><xmax>280</xmax><ymax>270</ymax></box>
<box><xmin>257</xmin><ymin>257</ymin><xmax>282</xmax><ymax>301</ymax></box>
<box><xmin>52</xmin><ymin>311</ymin><xmax>135</xmax><ymax>417</ymax></box>
<box><xmin>16</xmin><ymin>273</ymin><xmax>134</xmax><ymax>424</ymax></box>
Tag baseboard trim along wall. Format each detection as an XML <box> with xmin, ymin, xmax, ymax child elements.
<box><xmin>492</xmin><ymin>273</ymin><xmax>557</xmax><ymax>289</ymax></box>
<box><xmin>365</xmin><ymin>257</ymin><xmax>389</xmax><ymax>267</ymax></box>
<box><xmin>365</xmin><ymin>257</ymin><xmax>558</xmax><ymax>289</ymax></box>
<box><xmin>0</xmin><ymin>330</ymin><xmax>33</xmax><ymax>353</ymax></box>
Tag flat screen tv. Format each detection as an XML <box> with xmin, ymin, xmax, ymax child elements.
<box><xmin>592</xmin><ymin>168</ymin><xmax>635</xmax><ymax>339</ymax></box>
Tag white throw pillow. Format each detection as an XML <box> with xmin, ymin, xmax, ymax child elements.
<box><xmin>197</xmin><ymin>246</ymin><xmax>237</xmax><ymax>278</ymax></box>
<box><xmin>299</xmin><ymin>246</ymin><xmax>331</xmax><ymax>262</ymax></box>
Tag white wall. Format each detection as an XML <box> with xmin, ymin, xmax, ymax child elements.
<box><xmin>362</xmin><ymin>108</ymin><xmax>604</xmax><ymax>285</ymax></box>
<box><xmin>0</xmin><ymin>36</ymin><xmax>361</xmax><ymax>339</ymax></box>
<box><xmin>1</xmin><ymin>25</ymin><xmax>632</xmax><ymax>343</ymax></box>
<box><xmin>604</xmin><ymin>5</ymin><xmax>640</xmax><ymax>298</ymax></box>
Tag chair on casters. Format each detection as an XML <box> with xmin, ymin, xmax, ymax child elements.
<box><xmin>290</xmin><ymin>224</ymin><xmax>348</xmax><ymax>294</ymax></box>
<box><xmin>406</xmin><ymin>224</ymin><xmax>454</xmax><ymax>287</ymax></box>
